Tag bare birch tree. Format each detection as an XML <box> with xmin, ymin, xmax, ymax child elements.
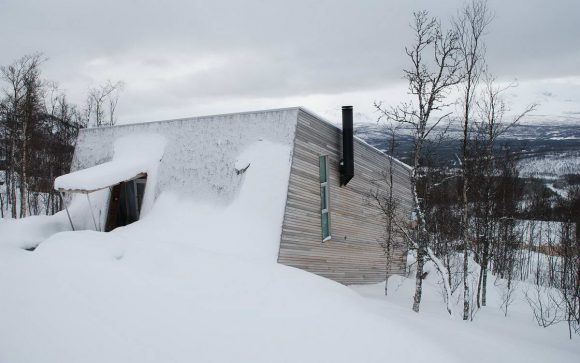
<box><xmin>368</xmin><ymin>123</ymin><xmax>401</xmax><ymax>296</ymax></box>
<box><xmin>375</xmin><ymin>10</ymin><xmax>461</xmax><ymax>314</ymax></box>
<box><xmin>472</xmin><ymin>74</ymin><xmax>536</xmax><ymax>308</ymax></box>
<box><xmin>453</xmin><ymin>0</ymin><xmax>492</xmax><ymax>320</ymax></box>
<box><xmin>85</xmin><ymin>80</ymin><xmax>124</xmax><ymax>127</ymax></box>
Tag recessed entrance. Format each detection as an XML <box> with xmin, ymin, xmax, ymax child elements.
<box><xmin>105</xmin><ymin>175</ymin><xmax>147</xmax><ymax>232</ymax></box>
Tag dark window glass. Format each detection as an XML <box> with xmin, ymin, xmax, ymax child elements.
<box><xmin>106</xmin><ymin>176</ymin><xmax>147</xmax><ymax>232</ymax></box>
<box><xmin>319</xmin><ymin>156</ymin><xmax>327</xmax><ymax>183</ymax></box>
<box><xmin>321</xmin><ymin>213</ymin><xmax>330</xmax><ymax>240</ymax></box>
<box><xmin>319</xmin><ymin>156</ymin><xmax>330</xmax><ymax>241</ymax></box>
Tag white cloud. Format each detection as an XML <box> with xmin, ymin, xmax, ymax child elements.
<box><xmin>0</xmin><ymin>0</ymin><xmax>579</xmax><ymax>124</ymax></box>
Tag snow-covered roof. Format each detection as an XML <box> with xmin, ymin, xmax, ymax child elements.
<box><xmin>54</xmin><ymin>161</ymin><xmax>147</xmax><ymax>193</ymax></box>
<box><xmin>84</xmin><ymin>107</ymin><xmax>413</xmax><ymax>172</ymax></box>
<box><xmin>55</xmin><ymin>134</ymin><xmax>166</xmax><ymax>193</ymax></box>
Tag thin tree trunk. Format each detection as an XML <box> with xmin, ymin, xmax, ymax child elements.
<box><xmin>19</xmin><ymin>178</ymin><xmax>27</xmax><ymax>218</ymax></box>
<box><xmin>19</xmin><ymin>122</ymin><xmax>28</xmax><ymax>218</ymax></box>
<box><xmin>446</xmin><ymin>253</ymin><xmax>452</xmax><ymax>293</ymax></box>
<box><xmin>19</xmin><ymin>93</ymin><xmax>31</xmax><ymax>218</ymax></box>
<box><xmin>476</xmin><ymin>260</ymin><xmax>483</xmax><ymax>309</ymax></box>
<box><xmin>384</xmin><ymin>218</ymin><xmax>392</xmax><ymax>296</ymax></box>
<box><xmin>482</xmin><ymin>244</ymin><xmax>489</xmax><ymax>307</ymax></box>
<box><xmin>410</xmin><ymin>147</ymin><xmax>424</xmax><ymax>311</ymax></box>
<box><xmin>10</xmin><ymin>140</ymin><xmax>17</xmax><ymax>218</ymax></box>
<box><xmin>10</xmin><ymin>172</ymin><xmax>17</xmax><ymax>218</ymax></box>
<box><xmin>384</xmin><ymin>132</ymin><xmax>396</xmax><ymax>296</ymax></box>
<box><xmin>413</xmin><ymin>247</ymin><xmax>425</xmax><ymax>312</ymax></box>
<box><xmin>4</xmin><ymin>170</ymin><xmax>10</xmax><ymax>218</ymax></box>
<box><xmin>462</xmin><ymin>136</ymin><xmax>470</xmax><ymax>320</ymax></box>
<box><xmin>0</xmin><ymin>187</ymin><xmax>4</xmax><ymax>218</ymax></box>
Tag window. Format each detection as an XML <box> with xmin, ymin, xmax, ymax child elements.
<box><xmin>319</xmin><ymin>155</ymin><xmax>331</xmax><ymax>241</ymax></box>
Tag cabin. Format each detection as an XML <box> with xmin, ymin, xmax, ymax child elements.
<box><xmin>55</xmin><ymin>107</ymin><xmax>413</xmax><ymax>285</ymax></box>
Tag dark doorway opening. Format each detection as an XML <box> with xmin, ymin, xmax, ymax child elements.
<box><xmin>105</xmin><ymin>175</ymin><xmax>147</xmax><ymax>232</ymax></box>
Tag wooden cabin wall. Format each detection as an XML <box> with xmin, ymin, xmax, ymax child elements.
<box><xmin>277</xmin><ymin>110</ymin><xmax>413</xmax><ymax>285</ymax></box>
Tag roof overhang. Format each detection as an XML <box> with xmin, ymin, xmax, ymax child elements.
<box><xmin>54</xmin><ymin>160</ymin><xmax>148</xmax><ymax>194</ymax></box>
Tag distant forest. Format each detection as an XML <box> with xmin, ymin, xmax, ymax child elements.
<box><xmin>356</xmin><ymin>122</ymin><xmax>580</xmax><ymax>224</ymax></box>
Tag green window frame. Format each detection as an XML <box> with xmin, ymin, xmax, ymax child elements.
<box><xmin>319</xmin><ymin>155</ymin><xmax>331</xmax><ymax>241</ymax></box>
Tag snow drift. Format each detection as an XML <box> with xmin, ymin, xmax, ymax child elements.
<box><xmin>1</xmin><ymin>110</ymin><xmax>579</xmax><ymax>362</ymax></box>
<box><xmin>0</xmin><ymin>138</ymin><xmax>458</xmax><ymax>363</ymax></box>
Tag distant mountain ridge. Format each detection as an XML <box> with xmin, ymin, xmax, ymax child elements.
<box><xmin>354</xmin><ymin>121</ymin><xmax>580</xmax><ymax>178</ymax></box>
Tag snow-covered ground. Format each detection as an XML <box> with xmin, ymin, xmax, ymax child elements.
<box><xmin>514</xmin><ymin>219</ymin><xmax>574</xmax><ymax>246</ymax></box>
<box><xmin>1</xmin><ymin>192</ymin><xmax>451</xmax><ymax>363</ymax></box>
<box><xmin>518</xmin><ymin>152</ymin><xmax>580</xmax><ymax>179</ymax></box>
<box><xmin>1</xmin><ymin>202</ymin><xmax>579</xmax><ymax>362</ymax></box>
<box><xmin>1</xmin><ymin>140</ymin><xmax>579</xmax><ymax>362</ymax></box>
<box><xmin>355</xmin><ymin>276</ymin><xmax>579</xmax><ymax>363</ymax></box>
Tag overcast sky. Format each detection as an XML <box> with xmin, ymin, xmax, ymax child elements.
<box><xmin>1</xmin><ymin>0</ymin><xmax>579</xmax><ymax>124</ymax></box>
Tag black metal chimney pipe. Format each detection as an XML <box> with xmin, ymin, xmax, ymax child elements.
<box><xmin>340</xmin><ymin>106</ymin><xmax>354</xmax><ymax>186</ymax></box>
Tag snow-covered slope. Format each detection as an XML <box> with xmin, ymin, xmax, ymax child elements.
<box><xmin>354</xmin><ymin>272</ymin><xmax>579</xmax><ymax>363</ymax></box>
<box><xmin>1</xmin><ymin>126</ymin><xmax>579</xmax><ymax>362</ymax></box>
<box><xmin>518</xmin><ymin>151</ymin><xmax>580</xmax><ymax>179</ymax></box>
<box><xmin>3</xmin><ymin>204</ymin><xmax>578</xmax><ymax>362</ymax></box>
<box><xmin>0</xmin><ymin>140</ymin><xmax>454</xmax><ymax>362</ymax></box>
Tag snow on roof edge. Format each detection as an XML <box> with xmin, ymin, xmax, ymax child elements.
<box><xmin>54</xmin><ymin>161</ymin><xmax>148</xmax><ymax>193</ymax></box>
<box><xmin>79</xmin><ymin>106</ymin><xmax>412</xmax><ymax>172</ymax></box>
<box><xmin>81</xmin><ymin>107</ymin><xmax>302</xmax><ymax>133</ymax></box>
<box><xmin>57</xmin><ymin>134</ymin><xmax>166</xmax><ymax>193</ymax></box>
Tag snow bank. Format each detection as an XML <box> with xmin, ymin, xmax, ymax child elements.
<box><xmin>2</xmin><ymin>203</ymin><xmax>579</xmax><ymax>363</ymax></box>
<box><xmin>4</xmin><ymin>192</ymin><xmax>578</xmax><ymax>363</ymax></box>
<box><xmin>114</xmin><ymin>139</ymin><xmax>293</xmax><ymax>261</ymax></box>
<box><xmin>0</xmin><ymin>213</ymin><xmax>70</xmax><ymax>250</ymax></box>
<box><xmin>0</xmin><ymin>189</ymin><xmax>114</xmax><ymax>250</ymax></box>
<box><xmin>0</xmin><ymin>133</ymin><xmax>457</xmax><ymax>362</ymax></box>
<box><xmin>0</xmin><ymin>149</ymin><xmax>455</xmax><ymax>363</ymax></box>
<box><xmin>353</xmin><ymin>252</ymin><xmax>580</xmax><ymax>363</ymax></box>
<box><xmin>0</xmin><ymin>224</ymin><xmax>454</xmax><ymax>363</ymax></box>
<box><xmin>3</xmin><ymin>109</ymin><xmax>577</xmax><ymax>362</ymax></box>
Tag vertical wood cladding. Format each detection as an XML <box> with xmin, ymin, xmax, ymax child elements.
<box><xmin>277</xmin><ymin>110</ymin><xmax>413</xmax><ymax>285</ymax></box>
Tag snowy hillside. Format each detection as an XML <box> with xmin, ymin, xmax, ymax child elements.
<box><xmin>355</xmin><ymin>120</ymin><xmax>580</xmax><ymax>174</ymax></box>
<box><xmin>2</xmin><ymin>197</ymin><xmax>579</xmax><ymax>362</ymax></box>
<box><xmin>518</xmin><ymin>151</ymin><xmax>580</xmax><ymax>179</ymax></box>
<box><xmin>1</xmin><ymin>139</ymin><xmax>579</xmax><ymax>362</ymax></box>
